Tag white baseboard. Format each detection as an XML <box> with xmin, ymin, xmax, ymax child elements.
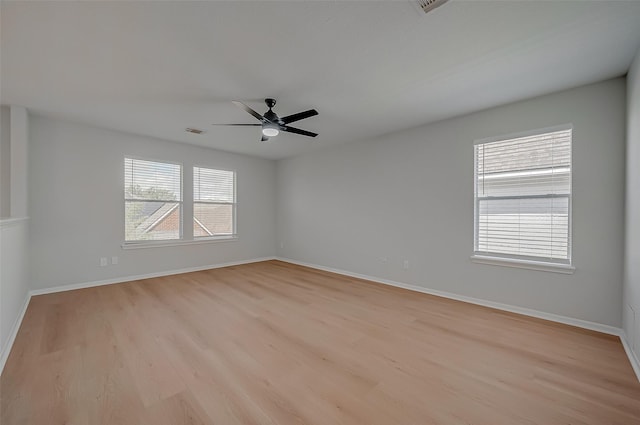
<box><xmin>8</xmin><ymin>256</ymin><xmax>639</xmax><ymax>384</ymax></box>
<box><xmin>276</xmin><ymin>257</ymin><xmax>621</xmax><ymax>336</ymax></box>
<box><xmin>277</xmin><ymin>257</ymin><xmax>640</xmax><ymax>381</ymax></box>
<box><xmin>2</xmin><ymin>257</ymin><xmax>275</xmax><ymax>376</ymax></box>
<box><xmin>0</xmin><ymin>292</ymin><xmax>31</xmax><ymax>375</ymax></box>
<box><xmin>620</xmin><ymin>332</ymin><xmax>640</xmax><ymax>382</ymax></box>
<box><xmin>30</xmin><ymin>256</ymin><xmax>276</xmax><ymax>296</ymax></box>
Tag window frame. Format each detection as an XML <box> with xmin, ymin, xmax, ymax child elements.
<box><xmin>471</xmin><ymin>124</ymin><xmax>575</xmax><ymax>274</ymax></box>
<box><xmin>123</xmin><ymin>156</ymin><xmax>184</xmax><ymax>245</ymax></box>
<box><xmin>122</xmin><ymin>156</ymin><xmax>238</xmax><ymax>249</ymax></box>
<box><xmin>192</xmin><ymin>165</ymin><xmax>237</xmax><ymax>240</ymax></box>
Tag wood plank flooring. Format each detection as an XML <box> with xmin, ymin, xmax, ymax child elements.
<box><xmin>1</xmin><ymin>260</ymin><xmax>639</xmax><ymax>424</ymax></box>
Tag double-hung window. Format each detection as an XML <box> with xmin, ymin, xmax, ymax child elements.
<box><xmin>124</xmin><ymin>158</ymin><xmax>236</xmax><ymax>245</ymax></box>
<box><xmin>124</xmin><ymin>158</ymin><xmax>182</xmax><ymax>242</ymax></box>
<box><xmin>193</xmin><ymin>166</ymin><xmax>236</xmax><ymax>238</ymax></box>
<box><xmin>473</xmin><ymin>126</ymin><xmax>572</xmax><ymax>269</ymax></box>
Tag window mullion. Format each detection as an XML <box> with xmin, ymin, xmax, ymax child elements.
<box><xmin>183</xmin><ymin>165</ymin><xmax>194</xmax><ymax>241</ymax></box>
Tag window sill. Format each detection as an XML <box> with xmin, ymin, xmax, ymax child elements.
<box><xmin>122</xmin><ymin>236</ymin><xmax>237</xmax><ymax>250</ymax></box>
<box><xmin>0</xmin><ymin>217</ymin><xmax>29</xmax><ymax>228</ymax></box>
<box><xmin>470</xmin><ymin>255</ymin><xmax>575</xmax><ymax>274</ymax></box>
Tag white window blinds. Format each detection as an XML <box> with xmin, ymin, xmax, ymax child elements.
<box><xmin>474</xmin><ymin>127</ymin><xmax>572</xmax><ymax>263</ymax></box>
<box><xmin>193</xmin><ymin>167</ymin><xmax>236</xmax><ymax>238</ymax></box>
<box><xmin>124</xmin><ymin>158</ymin><xmax>182</xmax><ymax>241</ymax></box>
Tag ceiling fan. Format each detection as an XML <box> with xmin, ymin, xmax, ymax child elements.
<box><xmin>213</xmin><ymin>98</ymin><xmax>318</xmax><ymax>142</ymax></box>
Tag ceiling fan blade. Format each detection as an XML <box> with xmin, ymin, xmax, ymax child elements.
<box><xmin>281</xmin><ymin>109</ymin><xmax>318</xmax><ymax>124</ymax></box>
<box><xmin>261</xmin><ymin>135</ymin><xmax>269</xmax><ymax>142</ymax></box>
<box><xmin>281</xmin><ymin>126</ymin><xmax>318</xmax><ymax>138</ymax></box>
<box><xmin>211</xmin><ymin>123</ymin><xmax>261</xmax><ymax>126</ymax></box>
<box><xmin>232</xmin><ymin>101</ymin><xmax>265</xmax><ymax>122</ymax></box>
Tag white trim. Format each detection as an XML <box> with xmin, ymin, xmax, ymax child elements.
<box><xmin>2</xmin><ymin>256</ymin><xmax>274</xmax><ymax>375</ymax></box>
<box><xmin>276</xmin><ymin>257</ymin><xmax>640</xmax><ymax>382</ymax></box>
<box><xmin>6</xmin><ymin>256</ymin><xmax>638</xmax><ymax>383</ymax></box>
<box><xmin>620</xmin><ymin>332</ymin><xmax>640</xmax><ymax>382</ymax></box>
<box><xmin>470</xmin><ymin>255</ymin><xmax>575</xmax><ymax>274</ymax></box>
<box><xmin>472</xmin><ymin>124</ymin><xmax>574</xmax><ymax>266</ymax></box>
<box><xmin>0</xmin><ymin>293</ymin><xmax>31</xmax><ymax>375</ymax></box>
<box><xmin>121</xmin><ymin>235</ymin><xmax>237</xmax><ymax>250</ymax></box>
<box><xmin>29</xmin><ymin>256</ymin><xmax>275</xmax><ymax>296</ymax></box>
<box><xmin>0</xmin><ymin>216</ymin><xmax>29</xmax><ymax>228</ymax></box>
<box><xmin>275</xmin><ymin>257</ymin><xmax>617</xmax><ymax>335</ymax></box>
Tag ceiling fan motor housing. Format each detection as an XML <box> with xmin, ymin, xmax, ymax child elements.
<box><xmin>263</xmin><ymin>99</ymin><xmax>282</xmax><ymax>124</ymax></box>
<box><xmin>264</xmin><ymin>110</ymin><xmax>280</xmax><ymax>123</ymax></box>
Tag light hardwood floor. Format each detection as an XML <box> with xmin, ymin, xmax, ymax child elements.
<box><xmin>1</xmin><ymin>260</ymin><xmax>639</xmax><ymax>424</ymax></box>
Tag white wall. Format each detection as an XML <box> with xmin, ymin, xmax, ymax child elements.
<box><xmin>0</xmin><ymin>219</ymin><xmax>29</xmax><ymax>366</ymax></box>
<box><xmin>624</xmin><ymin>48</ymin><xmax>640</xmax><ymax>359</ymax></box>
<box><xmin>0</xmin><ymin>105</ymin><xmax>10</xmax><ymax>218</ymax></box>
<box><xmin>9</xmin><ymin>106</ymin><xmax>28</xmax><ymax>218</ymax></box>
<box><xmin>0</xmin><ymin>106</ymin><xmax>30</xmax><ymax>370</ymax></box>
<box><xmin>28</xmin><ymin>115</ymin><xmax>276</xmax><ymax>290</ymax></box>
<box><xmin>277</xmin><ymin>78</ymin><xmax>626</xmax><ymax>327</ymax></box>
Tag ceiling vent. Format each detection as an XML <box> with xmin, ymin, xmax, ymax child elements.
<box><xmin>414</xmin><ymin>0</ymin><xmax>449</xmax><ymax>15</ymax></box>
<box><xmin>185</xmin><ymin>127</ymin><xmax>205</xmax><ymax>135</ymax></box>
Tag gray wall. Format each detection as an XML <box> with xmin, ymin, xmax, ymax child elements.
<box><xmin>277</xmin><ymin>78</ymin><xmax>626</xmax><ymax>327</ymax></box>
<box><xmin>624</xmin><ymin>48</ymin><xmax>640</xmax><ymax>358</ymax></box>
<box><xmin>28</xmin><ymin>115</ymin><xmax>277</xmax><ymax>290</ymax></box>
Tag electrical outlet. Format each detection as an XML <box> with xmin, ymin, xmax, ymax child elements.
<box><xmin>403</xmin><ymin>260</ymin><xmax>409</xmax><ymax>270</ymax></box>
<box><xmin>100</xmin><ymin>257</ymin><xmax>108</xmax><ymax>267</ymax></box>
<box><xmin>111</xmin><ymin>256</ymin><xmax>119</xmax><ymax>265</ymax></box>
<box><xmin>280</xmin><ymin>242</ymin><xmax>284</xmax><ymax>249</ymax></box>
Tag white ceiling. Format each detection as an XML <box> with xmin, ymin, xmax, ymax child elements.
<box><xmin>2</xmin><ymin>1</ymin><xmax>640</xmax><ymax>160</ymax></box>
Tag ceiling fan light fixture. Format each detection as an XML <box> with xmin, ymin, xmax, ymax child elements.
<box><xmin>262</xmin><ymin>125</ymin><xmax>280</xmax><ymax>137</ymax></box>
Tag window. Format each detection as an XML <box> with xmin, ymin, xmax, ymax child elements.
<box><xmin>193</xmin><ymin>167</ymin><xmax>236</xmax><ymax>238</ymax></box>
<box><xmin>124</xmin><ymin>158</ymin><xmax>182</xmax><ymax>242</ymax></box>
<box><xmin>473</xmin><ymin>126</ymin><xmax>572</xmax><ymax>267</ymax></box>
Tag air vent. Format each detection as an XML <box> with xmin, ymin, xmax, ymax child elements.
<box><xmin>185</xmin><ymin>128</ymin><xmax>205</xmax><ymax>135</ymax></box>
<box><xmin>415</xmin><ymin>0</ymin><xmax>449</xmax><ymax>14</ymax></box>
